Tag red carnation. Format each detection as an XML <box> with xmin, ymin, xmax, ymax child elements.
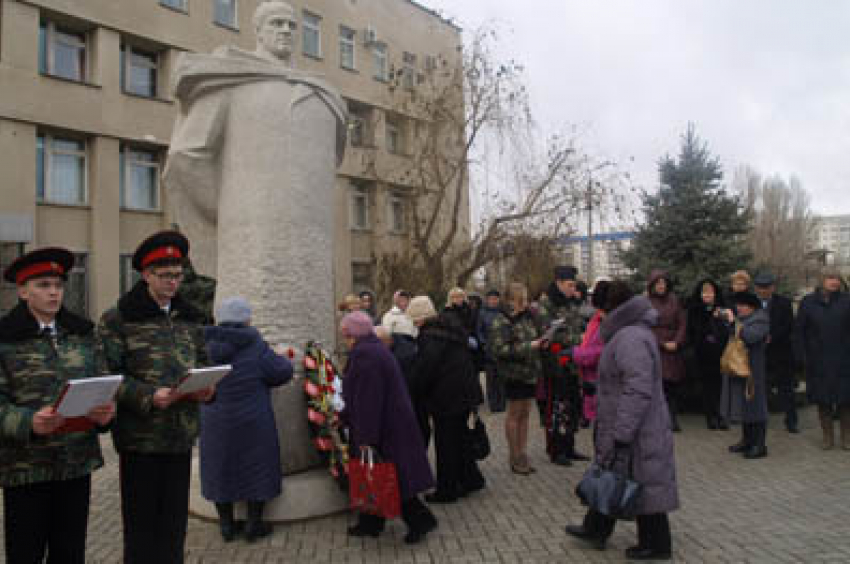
<box><xmin>549</xmin><ymin>343</ymin><xmax>563</xmax><ymax>354</ymax></box>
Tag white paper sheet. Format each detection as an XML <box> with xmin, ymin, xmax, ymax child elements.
<box><xmin>55</xmin><ymin>375</ymin><xmax>123</xmax><ymax>417</ymax></box>
<box><xmin>175</xmin><ymin>365</ymin><xmax>231</xmax><ymax>394</ymax></box>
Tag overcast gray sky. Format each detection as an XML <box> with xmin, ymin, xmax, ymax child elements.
<box><xmin>421</xmin><ymin>0</ymin><xmax>850</xmax><ymax>216</ymax></box>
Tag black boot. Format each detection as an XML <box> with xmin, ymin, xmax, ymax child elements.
<box><xmin>706</xmin><ymin>415</ymin><xmax>717</xmax><ymax>430</ymax></box>
<box><xmin>729</xmin><ymin>424</ymin><xmax>751</xmax><ymax>453</ymax></box>
<box><xmin>744</xmin><ymin>422</ymin><xmax>768</xmax><ymax>459</ymax></box>
<box><xmin>244</xmin><ymin>501</ymin><xmax>272</xmax><ymax>542</ymax></box>
<box><xmin>215</xmin><ymin>502</ymin><xmax>238</xmax><ymax>542</ymax></box>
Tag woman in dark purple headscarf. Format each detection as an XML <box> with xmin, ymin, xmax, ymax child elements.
<box><xmin>339</xmin><ymin>312</ymin><xmax>438</xmax><ymax>544</ymax></box>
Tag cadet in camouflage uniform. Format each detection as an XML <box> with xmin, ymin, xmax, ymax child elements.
<box><xmin>536</xmin><ymin>265</ymin><xmax>589</xmax><ymax>466</ymax></box>
<box><xmin>99</xmin><ymin>231</ymin><xmax>212</xmax><ymax>564</ymax></box>
<box><xmin>489</xmin><ymin>282</ymin><xmax>545</xmax><ymax>475</ymax></box>
<box><xmin>0</xmin><ymin>248</ymin><xmax>115</xmax><ymax>563</ymax></box>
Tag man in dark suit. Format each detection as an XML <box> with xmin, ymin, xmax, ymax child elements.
<box><xmin>754</xmin><ymin>273</ymin><xmax>799</xmax><ymax>433</ymax></box>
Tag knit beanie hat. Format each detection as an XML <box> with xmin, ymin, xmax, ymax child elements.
<box><xmin>216</xmin><ymin>297</ymin><xmax>252</xmax><ymax>324</ymax></box>
<box><xmin>407</xmin><ymin>295</ymin><xmax>437</xmax><ymax>323</ymax></box>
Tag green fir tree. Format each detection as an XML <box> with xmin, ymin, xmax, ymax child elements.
<box><xmin>622</xmin><ymin>124</ymin><xmax>751</xmax><ymax>296</ymax></box>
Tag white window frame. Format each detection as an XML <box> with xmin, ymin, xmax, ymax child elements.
<box><xmin>402</xmin><ymin>52</ymin><xmax>417</xmax><ymax>90</ymax></box>
<box><xmin>213</xmin><ymin>0</ymin><xmax>238</xmax><ymax>28</ymax></box>
<box><xmin>350</xmin><ymin>184</ymin><xmax>370</xmax><ymax>231</ymax></box>
<box><xmin>159</xmin><ymin>0</ymin><xmax>188</xmax><ymax>12</ymax></box>
<box><xmin>339</xmin><ymin>26</ymin><xmax>356</xmax><ymax>70</ymax></box>
<box><xmin>387</xmin><ymin>191</ymin><xmax>406</xmax><ymax>234</ymax></box>
<box><xmin>122</xmin><ymin>44</ymin><xmax>159</xmax><ymax>98</ymax></box>
<box><xmin>37</xmin><ymin>134</ymin><xmax>88</xmax><ymax>206</ymax></box>
<box><xmin>41</xmin><ymin>21</ymin><xmax>87</xmax><ymax>82</ymax></box>
<box><xmin>373</xmin><ymin>42</ymin><xmax>388</xmax><ymax>82</ymax></box>
<box><xmin>302</xmin><ymin>11</ymin><xmax>322</xmax><ymax>58</ymax></box>
<box><xmin>121</xmin><ymin>146</ymin><xmax>161</xmax><ymax>211</ymax></box>
<box><xmin>386</xmin><ymin>118</ymin><xmax>402</xmax><ymax>155</ymax></box>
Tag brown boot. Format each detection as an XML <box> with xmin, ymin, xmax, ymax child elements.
<box><xmin>819</xmin><ymin>405</ymin><xmax>835</xmax><ymax>450</ymax></box>
<box><xmin>840</xmin><ymin>406</ymin><xmax>850</xmax><ymax>451</ymax></box>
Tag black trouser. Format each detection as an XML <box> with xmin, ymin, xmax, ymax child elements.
<box><xmin>583</xmin><ymin>509</ymin><xmax>672</xmax><ymax>552</ymax></box>
<box><xmin>357</xmin><ymin>497</ymin><xmax>436</xmax><ymax>533</ymax></box>
<box><xmin>770</xmin><ymin>363</ymin><xmax>798</xmax><ymax>428</ymax></box>
<box><xmin>699</xmin><ymin>362</ymin><xmax>723</xmax><ymax>420</ymax></box>
<box><xmin>663</xmin><ymin>381</ymin><xmax>680</xmax><ymax>419</ymax></box>
<box><xmin>432</xmin><ymin>413</ymin><xmax>485</xmax><ymax>497</ymax></box>
<box><xmin>484</xmin><ymin>364</ymin><xmax>505</xmax><ymax>412</ymax></box>
<box><xmin>544</xmin><ymin>374</ymin><xmax>580</xmax><ymax>458</ymax></box>
<box><xmin>120</xmin><ymin>451</ymin><xmax>191</xmax><ymax>564</ymax></box>
<box><xmin>3</xmin><ymin>474</ymin><xmax>91</xmax><ymax>564</ymax></box>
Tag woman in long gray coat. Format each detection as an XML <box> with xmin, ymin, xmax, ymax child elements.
<box><xmin>566</xmin><ymin>282</ymin><xmax>679</xmax><ymax>561</ymax></box>
<box><xmin>201</xmin><ymin>297</ymin><xmax>293</xmax><ymax>542</ymax></box>
<box><xmin>721</xmin><ymin>292</ymin><xmax>770</xmax><ymax>459</ymax></box>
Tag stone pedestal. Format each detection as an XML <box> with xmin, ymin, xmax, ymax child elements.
<box><xmin>189</xmin><ymin>459</ymin><xmax>348</xmax><ymax>523</ymax></box>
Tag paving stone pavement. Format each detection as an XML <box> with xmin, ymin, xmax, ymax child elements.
<box><xmin>3</xmin><ymin>405</ymin><xmax>850</xmax><ymax>563</ymax></box>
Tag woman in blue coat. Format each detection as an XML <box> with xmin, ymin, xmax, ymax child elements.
<box><xmin>200</xmin><ymin>297</ymin><xmax>293</xmax><ymax>542</ymax></box>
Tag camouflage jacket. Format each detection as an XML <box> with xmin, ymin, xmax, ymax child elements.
<box><xmin>180</xmin><ymin>262</ymin><xmax>216</xmax><ymax>324</ymax></box>
<box><xmin>537</xmin><ymin>283</ymin><xmax>585</xmax><ymax>378</ymax></box>
<box><xmin>0</xmin><ymin>303</ymin><xmax>105</xmax><ymax>487</ymax></box>
<box><xmin>99</xmin><ymin>281</ymin><xmax>208</xmax><ymax>454</ymax></box>
<box><xmin>489</xmin><ymin>308</ymin><xmax>543</xmax><ymax>385</ymax></box>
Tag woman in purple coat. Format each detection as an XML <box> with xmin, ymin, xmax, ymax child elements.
<box><xmin>200</xmin><ymin>297</ymin><xmax>293</xmax><ymax>542</ymax></box>
<box><xmin>566</xmin><ymin>282</ymin><xmax>679</xmax><ymax>561</ymax></box>
<box><xmin>339</xmin><ymin>312</ymin><xmax>438</xmax><ymax>544</ymax></box>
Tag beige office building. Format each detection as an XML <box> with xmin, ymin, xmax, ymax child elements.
<box><xmin>0</xmin><ymin>0</ymin><xmax>467</xmax><ymax>317</ymax></box>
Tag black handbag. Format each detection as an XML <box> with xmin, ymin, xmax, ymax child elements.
<box><xmin>575</xmin><ymin>452</ymin><xmax>642</xmax><ymax>520</ymax></box>
<box><xmin>467</xmin><ymin>411</ymin><xmax>491</xmax><ymax>461</ymax></box>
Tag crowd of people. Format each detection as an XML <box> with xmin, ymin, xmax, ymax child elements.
<box><xmin>2</xmin><ymin>228</ymin><xmax>850</xmax><ymax>562</ymax></box>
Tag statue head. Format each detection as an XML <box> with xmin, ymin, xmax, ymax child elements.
<box><xmin>253</xmin><ymin>1</ymin><xmax>297</xmax><ymax>63</ymax></box>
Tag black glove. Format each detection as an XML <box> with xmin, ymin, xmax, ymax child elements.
<box><xmin>612</xmin><ymin>441</ymin><xmax>631</xmax><ymax>474</ymax></box>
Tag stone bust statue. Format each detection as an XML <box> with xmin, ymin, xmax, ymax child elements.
<box><xmin>163</xmin><ymin>0</ymin><xmax>347</xmax><ymax>499</ymax></box>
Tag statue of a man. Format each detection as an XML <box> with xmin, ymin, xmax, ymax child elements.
<box><xmin>163</xmin><ymin>0</ymin><xmax>347</xmax><ymax>487</ymax></box>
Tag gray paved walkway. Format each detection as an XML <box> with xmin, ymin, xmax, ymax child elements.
<box><xmin>3</xmin><ymin>406</ymin><xmax>850</xmax><ymax>563</ymax></box>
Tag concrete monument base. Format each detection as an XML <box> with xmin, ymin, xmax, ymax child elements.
<box><xmin>189</xmin><ymin>458</ymin><xmax>349</xmax><ymax>523</ymax></box>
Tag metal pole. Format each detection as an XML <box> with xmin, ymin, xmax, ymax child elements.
<box><xmin>586</xmin><ymin>178</ymin><xmax>594</xmax><ymax>283</ymax></box>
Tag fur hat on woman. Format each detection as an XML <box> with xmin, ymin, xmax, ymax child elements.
<box><xmin>407</xmin><ymin>296</ymin><xmax>438</xmax><ymax>323</ymax></box>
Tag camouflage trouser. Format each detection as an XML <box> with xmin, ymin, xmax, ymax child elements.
<box><xmin>542</xmin><ymin>374</ymin><xmax>581</xmax><ymax>458</ymax></box>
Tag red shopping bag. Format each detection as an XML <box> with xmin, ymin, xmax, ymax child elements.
<box><xmin>347</xmin><ymin>449</ymin><xmax>401</xmax><ymax>519</ymax></box>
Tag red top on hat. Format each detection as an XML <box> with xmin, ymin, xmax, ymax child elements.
<box><xmin>15</xmin><ymin>261</ymin><xmax>65</xmax><ymax>285</ymax></box>
<box><xmin>140</xmin><ymin>245</ymin><xmax>184</xmax><ymax>269</ymax></box>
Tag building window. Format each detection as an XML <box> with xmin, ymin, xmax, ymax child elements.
<box><xmin>347</xmin><ymin>101</ymin><xmax>373</xmax><ymax>148</ymax></box>
<box><xmin>37</xmin><ymin>135</ymin><xmax>87</xmax><ymax>205</ymax></box>
<box><xmin>350</xmin><ymin>183</ymin><xmax>370</xmax><ymax>230</ymax></box>
<box><xmin>39</xmin><ymin>22</ymin><xmax>87</xmax><ymax>82</ymax></box>
<box><xmin>302</xmin><ymin>11</ymin><xmax>322</xmax><ymax>58</ymax></box>
<box><xmin>373</xmin><ymin>43</ymin><xmax>388</xmax><ymax>81</ymax></box>
<box><xmin>351</xmin><ymin>261</ymin><xmax>374</xmax><ymax>294</ymax></box>
<box><xmin>387</xmin><ymin>192</ymin><xmax>406</xmax><ymax>234</ymax></box>
<box><xmin>65</xmin><ymin>253</ymin><xmax>89</xmax><ymax>317</ymax></box>
<box><xmin>0</xmin><ymin>244</ymin><xmax>24</xmax><ymax>316</ymax></box>
<box><xmin>121</xmin><ymin>45</ymin><xmax>159</xmax><ymax>97</ymax></box>
<box><xmin>213</xmin><ymin>0</ymin><xmax>237</xmax><ymax>28</ymax></box>
<box><xmin>160</xmin><ymin>0</ymin><xmax>188</xmax><ymax>11</ymax></box>
<box><xmin>120</xmin><ymin>254</ymin><xmax>141</xmax><ymax>295</ymax></box>
<box><xmin>385</xmin><ymin>115</ymin><xmax>403</xmax><ymax>155</ymax></box>
<box><xmin>339</xmin><ymin>26</ymin><xmax>356</xmax><ymax>70</ymax></box>
<box><xmin>402</xmin><ymin>52</ymin><xmax>417</xmax><ymax>90</ymax></box>
<box><xmin>121</xmin><ymin>146</ymin><xmax>160</xmax><ymax>210</ymax></box>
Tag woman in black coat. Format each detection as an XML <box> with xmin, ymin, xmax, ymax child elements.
<box><xmin>796</xmin><ymin>271</ymin><xmax>850</xmax><ymax>450</ymax></box>
<box><xmin>687</xmin><ymin>279</ymin><xmax>730</xmax><ymax>430</ymax></box>
<box><xmin>407</xmin><ymin>296</ymin><xmax>485</xmax><ymax>504</ymax></box>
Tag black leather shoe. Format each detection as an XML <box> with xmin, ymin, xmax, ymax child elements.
<box><xmin>707</xmin><ymin>416</ymin><xmax>717</xmax><ymax>430</ymax></box>
<box><xmin>717</xmin><ymin>419</ymin><xmax>729</xmax><ymax>430</ymax></box>
<box><xmin>786</xmin><ymin>423</ymin><xmax>800</xmax><ymax>434</ymax></box>
<box><xmin>347</xmin><ymin>524</ymin><xmax>381</xmax><ymax>538</ymax></box>
<box><xmin>569</xmin><ymin>451</ymin><xmax>591</xmax><ymax>461</ymax></box>
<box><xmin>550</xmin><ymin>454</ymin><xmax>572</xmax><ymax>466</ymax></box>
<box><xmin>244</xmin><ymin>522</ymin><xmax>272</xmax><ymax>542</ymax></box>
<box><xmin>728</xmin><ymin>441</ymin><xmax>749</xmax><ymax>453</ymax></box>
<box><xmin>625</xmin><ymin>546</ymin><xmax>672</xmax><ymax>560</ymax></box>
<box><xmin>404</xmin><ymin>518</ymin><xmax>437</xmax><ymax>544</ymax></box>
<box><xmin>565</xmin><ymin>525</ymin><xmax>606</xmax><ymax>550</ymax></box>
<box><xmin>744</xmin><ymin>445</ymin><xmax>768</xmax><ymax>459</ymax></box>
